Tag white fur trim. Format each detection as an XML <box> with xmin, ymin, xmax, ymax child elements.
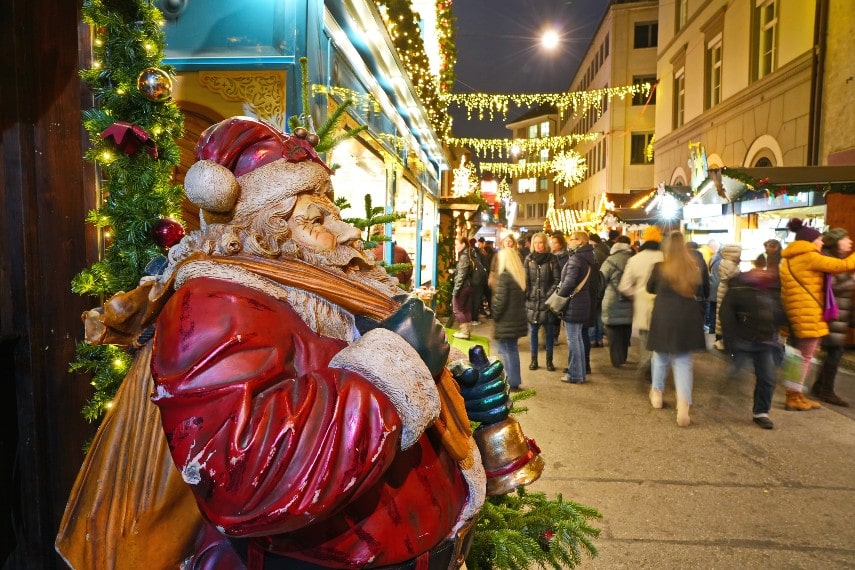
<box><xmin>329</xmin><ymin>328</ymin><xmax>439</xmax><ymax>449</ymax></box>
<box><xmin>454</xmin><ymin>440</ymin><xmax>486</xmax><ymax>532</ymax></box>
<box><xmin>184</xmin><ymin>160</ymin><xmax>239</xmax><ymax>213</ymax></box>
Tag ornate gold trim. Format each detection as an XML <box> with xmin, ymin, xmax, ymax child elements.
<box><xmin>198</xmin><ymin>70</ymin><xmax>286</xmax><ymax>128</ymax></box>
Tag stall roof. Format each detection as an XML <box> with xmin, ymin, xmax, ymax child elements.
<box><xmin>707</xmin><ymin>165</ymin><xmax>855</xmax><ymax>202</ymax></box>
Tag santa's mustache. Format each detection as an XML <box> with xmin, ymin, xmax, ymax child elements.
<box><xmin>299</xmin><ymin>240</ymin><xmax>373</xmax><ymax>269</ymax></box>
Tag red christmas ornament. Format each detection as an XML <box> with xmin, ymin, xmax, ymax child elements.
<box><xmin>101</xmin><ymin>121</ymin><xmax>159</xmax><ymax>158</ymax></box>
<box><xmin>152</xmin><ymin>218</ymin><xmax>184</xmax><ymax>248</ymax></box>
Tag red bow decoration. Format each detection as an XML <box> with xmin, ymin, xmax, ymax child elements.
<box><xmin>101</xmin><ymin>121</ymin><xmax>158</xmax><ymax>159</ymax></box>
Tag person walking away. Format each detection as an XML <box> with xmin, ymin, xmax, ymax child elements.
<box><xmin>707</xmin><ymin>246</ymin><xmax>723</xmax><ymax>333</ymax></box>
<box><xmin>759</xmin><ymin>239</ymin><xmax>782</xmax><ymax>277</ymax></box>
<box><xmin>687</xmin><ymin>241</ymin><xmax>711</xmax><ymax>325</ymax></box>
<box><xmin>810</xmin><ymin>228</ymin><xmax>855</xmax><ymax>406</ymax></box>
<box><xmin>524</xmin><ymin>232</ymin><xmax>560</xmax><ymax>371</ymax></box>
<box><xmin>618</xmin><ymin>225</ymin><xmax>664</xmax><ymax>380</ymax></box>
<box><xmin>482</xmin><ymin>240</ymin><xmax>496</xmax><ymax>318</ymax></box>
<box><xmin>468</xmin><ymin>238</ymin><xmax>488</xmax><ymax>325</ymax></box>
<box><xmin>714</xmin><ymin>244</ymin><xmax>743</xmax><ymax>349</ymax></box>
<box><xmin>780</xmin><ymin>218</ymin><xmax>855</xmax><ymax>410</ymax></box>
<box><xmin>556</xmin><ymin>232</ymin><xmax>597</xmax><ymax>383</ymax></box>
<box><xmin>720</xmin><ymin>259</ymin><xmax>787</xmax><ymax>429</ymax></box>
<box><xmin>601</xmin><ymin>236</ymin><xmax>634</xmax><ymax>367</ymax></box>
<box><xmin>452</xmin><ymin>237</ymin><xmax>474</xmax><ymax>339</ymax></box>
<box><xmin>646</xmin><ymin>232</ymin><xmax>706</xmax><ymax>426</ymax></box>
<box><xmin>492</xmin><ymin>246</ymin><xmax>529</xmax><ymax>391</ymax></box>
<box><xmin>588</xmin><ymin>233</ymin><xmax>610</xmax><ymax>348</ymax></box>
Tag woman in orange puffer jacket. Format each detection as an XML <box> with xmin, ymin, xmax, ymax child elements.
<box><xmin>780</xmin><ymin>218</ymin><xmax>855</xmax><ymax>411</ymax></box>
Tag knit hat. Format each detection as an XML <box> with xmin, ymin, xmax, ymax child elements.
<box><xmin>183</xmin><ymin>116</ymin><xmax>332</xmax><ymax>225</ymax></box>
<box><xmin>786</xmin><ymin>218</ymin><xmax>821</xmax><ymax>243</ymax></box>
<box><xmin>642</xmin><ymin>225</ymin><xmax>662</xmax><ymax>243</ymax></box>
<box><xmin>822</xmin><ymin>227</ymin><xmax>849</xmax><ymax>249</ymax></box>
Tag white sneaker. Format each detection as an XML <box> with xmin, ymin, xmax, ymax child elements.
<box><xmin>470</xmin><ymin>321</ymin><xmax>481</xmax><ymax>326</ymax></box>
<box><xmin>649</xmin><ymin>388</ymin><xmax>663</xmax><ymax>409</ymax></box>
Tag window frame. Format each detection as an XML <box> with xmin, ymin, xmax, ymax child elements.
<box><xmin>630</xmin><ymin>132</ymin><xmax>655</xmax><ymax>165</ymax></box>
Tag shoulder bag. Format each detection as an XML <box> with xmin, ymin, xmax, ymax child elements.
<box><xmin>546</xmin><ymin>267</ymin><xmax>591</xmax><ymax>317</ymax></box>
<box><xmin>786</xmin><ymin>259</ymin><xmax>837</xmax><ymax>322</ymax></box>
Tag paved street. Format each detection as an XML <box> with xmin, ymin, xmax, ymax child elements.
<box><xmin>454</xmin><ymin>319</ymin><xmax>855</xmax><ymax>569</ymax></box>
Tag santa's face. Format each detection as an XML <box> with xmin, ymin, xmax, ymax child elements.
<box><xmin>287</xmin><ymin>194</ymin><xmax>361</xmax><ymax>253</ymax></box>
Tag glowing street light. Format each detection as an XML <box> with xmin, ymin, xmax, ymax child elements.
<box><xmin>541</xmin><ymin>29</ymin><xmax>560</xmax><ymax>51</ymax></box>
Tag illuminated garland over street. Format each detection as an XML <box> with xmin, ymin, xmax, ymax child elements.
<box><xmin>436</xmin><ymin>0</ymin><xmax>456</xmax><ymax>94</ymax></box>
<box><xmin>446</xmin><ymin>132</ymin><xmax>599</xmax><ymax>159</ymax></box>
<box><xmin>480</xmin><ymin>161</ymin><xmax>554</xmax><ymax>179</ymax></box>
<box><xmin>444</xmin><ymin>83</ymin><xmax>650</xmax><ymax>121</ymax></box>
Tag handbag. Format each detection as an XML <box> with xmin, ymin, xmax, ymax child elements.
<box><xmin>546</xmin><ymin>267</ymin><xmax>591</xmax><ymax>317</ymax></box>
<box><xmin>823</xmin><ymin>273</ymin><xmax>839</xmax><ymax>321</ymax></box>
<box><xmin>786</xmin><ymin>259</ymin><xmax>837</xmax><ymax>322</ymax></box>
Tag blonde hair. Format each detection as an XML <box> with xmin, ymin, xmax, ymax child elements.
<box><xmin>661</xmin><ymin>232</ymin><xmax>700</xmax><ymax>297</ymax></box>
<box><xmin>570</xmin><ymin>231</ymin><xmax>589</xmax><ymax>244</ymax></box>
<box><xmin>530</xmin><ymin>232</ymin><xmax>548</xmax><ymax>249</ymax></box>
<box><xmin>497</xmin><ymin>247</ymin><xmax>526</xmax><ymax>291</ymax></box>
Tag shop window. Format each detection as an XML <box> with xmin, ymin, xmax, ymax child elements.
<box><xmin>706</xmin><ymin>35</ymin><xmax>723</xmax><ymax>109</ymax></box>
<box><xmin>753</xmin><ymin>0</ymin><xmax>778</xmax><ymax>81</ymax></box>
<box><xmin>634</xmin><ymin>22</ymin><xmax>658</xmax><ymax>49</ymax></box>
<box><xmin>632</xmin><ymin>75</ymin><xmax>657</xmax><ymax>105</ymax></box>
<box><xmin>630</xmin><ymin>133</ymin><xmax>654</xmax><ymax>165</ymax></box>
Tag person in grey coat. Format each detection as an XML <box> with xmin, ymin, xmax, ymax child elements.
<box><xmin>492</xmin><ymin>246</ymin><xmax>529</xmax><ymax>390</ymax></box>
<box><xmin>556</xmin><ymin>232</ymin><xmax>597</xmax><ymax>383</ymax></box>
<box><xmin>810</xmin><ymin>228</ymin><xmax>855</xmax><ymax>406</ymax></box>
<box><xmin>601</xmin><ymin>236</ymin><xmax>634</xmax><ymax>367</ymax></box>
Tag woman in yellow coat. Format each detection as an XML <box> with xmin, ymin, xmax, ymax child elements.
<box><xmin>780</xmin><ymin>218</ymin><xmax>855</xmax><ymax>411</ymax></box>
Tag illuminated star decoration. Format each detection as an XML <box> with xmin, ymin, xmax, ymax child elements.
<box><xmin>550</xmin><ymin>150</ymin><xmax>587</xmax><ymax>187</ymax></box>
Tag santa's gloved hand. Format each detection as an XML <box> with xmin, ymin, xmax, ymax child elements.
<box><xmin>449</xmin><ymin>345</ymin><xmax>511</xmax><ymax>424</ymax></box>
<box><xmin>378</xmin><ymin>296</ymin><xmax>449</xmax><ymax>378</ymax></box>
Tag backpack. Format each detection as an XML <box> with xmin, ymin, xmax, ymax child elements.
<box><xmin>470</xmin><ymin>250</ymin><xmax>488</xmax><ymax>286</ymax></box>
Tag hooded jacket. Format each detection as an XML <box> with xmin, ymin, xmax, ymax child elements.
<box><xmin>617</xmin><ymin>241</ymin><xmax>663</xmax><ymax>330</ymax></box>
<box><xmin>601</xmin><ymin>244</ymin><xmax>634</xmax><ymax>326</ymax></box>
<box><xmin>557</xmin><ymin>244</ymin><xmax>597</xmax><ymax>324</ymax></box>
<box><xmin>715</xmin><ymin>244</ymin><xmax>742</xmax><ymax>336</ymax></box>
<box><xmin>780</xmin><ymin>240</ymin><xmax>855</xmax><ymax>339</ymax></box>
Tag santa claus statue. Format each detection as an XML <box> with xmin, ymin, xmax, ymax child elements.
<box><xmin>58</xmin><ymin>117</ymin><xmax>542</xmax><ymax>570</ymax></box>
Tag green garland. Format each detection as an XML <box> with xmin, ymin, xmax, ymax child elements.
<box><xmin>72</xmin><ymin>0</ymin><xmax>184</xmax><ymax>421</ymax></box>
<box><xmin>374</xmin><ymin>0</ymin><xmax>451</xmax><ymax>138</ymax></box>
<box><xmin>436</xmin><ymin>0</ymin><xmax>457</xmax><ymax>94</ymax></box>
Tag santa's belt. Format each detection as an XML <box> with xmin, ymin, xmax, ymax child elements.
<box><xmin>233</xmin><ymin>518</ymin><xmax>477</xmax><ymax>570</ymax></box>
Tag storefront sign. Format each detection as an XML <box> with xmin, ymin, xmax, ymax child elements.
<box><xmin>738</xmin><ymin>192</ymin><xmax>813</xmax><ymax>214</ymax></box>
<box><xmin>682</xmin><ymin>203</ymin><xmax>723</xmax><ymax>219</ymax></box>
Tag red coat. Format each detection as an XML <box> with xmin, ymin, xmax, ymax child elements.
<box><xmin>151</xmin><ymin>277</ymin><xmax>467</xmax><ymax>568</ymax></box>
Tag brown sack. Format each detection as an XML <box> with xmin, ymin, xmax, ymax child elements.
<box><xmin>56</xmin><ymin>342</ymin><xmax>202</xmax><ymax>569</ymax></box>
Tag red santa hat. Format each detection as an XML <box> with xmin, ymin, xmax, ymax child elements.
<box><xmin>183</xmin><ymin>117</ymin><xmax>333</xmax><ymax>223</ymax></box>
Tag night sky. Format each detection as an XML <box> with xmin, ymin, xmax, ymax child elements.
<box><xmin>450</xmin><ymin>0</ymin><xmax>609</xmax><ymax>139</ymax></box>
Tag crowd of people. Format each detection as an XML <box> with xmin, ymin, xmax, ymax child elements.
<box><xmin>451</xmin><ymin>218</ymin><xmax>855</xmax><ymax>429</ymax></box>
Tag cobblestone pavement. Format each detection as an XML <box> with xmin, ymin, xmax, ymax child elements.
<box><xmin>456</xmin><ymin>318</ymin><xmax>855</xmax><ymax>569</ymax></box>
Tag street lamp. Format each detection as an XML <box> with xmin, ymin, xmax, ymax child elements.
<box><xmin>541</xmin><ymin>29</ymin><xmax>559</xmax><ymax>51</ymax></box>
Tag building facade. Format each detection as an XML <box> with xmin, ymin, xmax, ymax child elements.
<box><xmin>561</xmin><ymin>0</ymin><xmax>659</xmax><ymax>212</ymax></box>
<box><xmin>505</xmin><ymin>106</ymin><xmax>560</xmax><ymax>232</ymax></box>
<box><xmin>654</xmin><ymin>0</ymin><xmax>854</xmax><ymax>252</ymax></box>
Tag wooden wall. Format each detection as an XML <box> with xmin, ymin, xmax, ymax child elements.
<box><xmin>1</xmin><ymin>0</ymin><xmax>99</xmax><ymax>567</ymax></box>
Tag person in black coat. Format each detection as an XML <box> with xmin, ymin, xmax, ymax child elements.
<box><xmin>556</xmin><ymin>232</ymin><xmax>597</xmax><ymax>383</ymax></box>
<box><xmin>646</xmin><ymin>233</ymin><xmax>707</xmax><ymax>426</ymax></box>
<box><xmin>492</xmin><ymin>246</ymin><xmax>529</xmax><ymax>390</ymax></box>
<box><xmin>720</xmin><ymin>260</ymin><xmax>786</xmax><ymax>429</ymax></box>
<box><xmin>524</xmin><ymin>232</ymin><xmax>561</xmax><ymax>371</ymax></box>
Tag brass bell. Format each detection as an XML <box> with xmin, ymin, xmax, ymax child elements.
<box><xmin>473</xmin><ymin>417</ymin><xmax>545</xmax><ymax>496</ymax></box>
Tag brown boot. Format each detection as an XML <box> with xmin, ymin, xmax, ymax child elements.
<box><xmin>799</xmin><ymin>392</ymin><xmax>822</xmax><ymax>409</ymax></box>
<box><xmin>785</xmin><ymin>390</ymin><xmax>815</xmax><ymax>411</ymax></box>
<box><xmin>676</xmin><ymin>400</ymin><xmax>691</xmax><ymax>427</ymax></box>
